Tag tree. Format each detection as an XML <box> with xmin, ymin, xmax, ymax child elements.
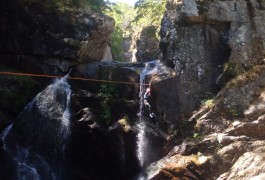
<box><xmin>104</xmin><ymin>0</ymin><xmax>166</xmax><ymax>61</ymax></box>
<box><xmin>104</xmin><ymin>2</ymin><xmax>137</xmax><ymax>61</ymax></box>
<box><xmin>134</xmin><ymin>0</ymin><xmax>166</xmax><ymax>27</ymax></box>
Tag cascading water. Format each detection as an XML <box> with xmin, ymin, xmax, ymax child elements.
<box><xmin>136</xmin><ymin>61</ymin><xmax>170</xmax><ymax>180</ymax></box>
<box><xmin>137</xmin><ymin>60</ymin><xmax>160</xmax><ymax>168</ymax></box>
<box><xmin>0</xmin><ymin>75</ymin><xmax>71</xmax><ymax>180</ymax></box>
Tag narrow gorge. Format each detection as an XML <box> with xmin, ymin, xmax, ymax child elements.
<box><xmin>0</xmin><ymin>0</ymin><xmax>265</xmax><ymax>180</ymax></box>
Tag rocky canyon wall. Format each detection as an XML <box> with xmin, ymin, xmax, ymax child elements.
<box><xmin>152</xmin><ymin>0</ymin><xmax>265</xmax><ymax>125</ymax></box>
<box><xmin>149</xmin><ymin>0</ymin><xmax>265</xmax><ymax>179</ymax></box>
<box><xmin>0</xmin><ymin>0</ymin><xmax>115</xmax><ymax>127</ymax></box>
<box><xmin>0</xmin><ymin>1</ymin><xmax>141</xmax><ymax>179</ymax></box>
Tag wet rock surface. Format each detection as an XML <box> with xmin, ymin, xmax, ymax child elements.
<box><xmin>0</xmin><ymin>0</ymin><xmax>115</xmax><ymax>130</ymax></box>
<box><xmin>0</xmin><ymin>1</ymin><xmax>141</xmax><ymax>178</ymax></box>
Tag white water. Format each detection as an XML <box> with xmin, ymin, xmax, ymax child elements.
<box><xmin>137</xmin><ymin>121</ymin><xmax>147</xmax><ymax>167</ymax></box>
<box><xmin>0</xmin><ymin>76</ymin><xmax>71</xmax><ymax>180</ymax></box>
<box><xmin>137</xmin><ymin>60</ymin><xmax>159</xmax><ymax>168</ymax></box>
<box><xmin>17</xmin><ymin>162</ymin><xmax>40</xmax><ymax>180</ymax></box>
<box><xmin>0</xmin><ymin>124</ymin><xmax>12</xmax><ymax>151</ymax></box>
<box><xmin>138</xmin><ymin>61</ymin><xmax>159</xmax><ymax>116</ymax></box>
<box><xmin>15</xmin><ymin>148</ymin><xmax>51</xmax><ymax>180</ymax></box>
<box><xmin>36</xmin><ymin>76</ymin><xmax>71</xmax><ymax>138</ymax></box>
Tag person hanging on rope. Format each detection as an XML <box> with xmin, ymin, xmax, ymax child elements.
<box><xmin>144</xmin><ymin>87</ymin><xmax>155</xmax><ymax>119</ymax></box>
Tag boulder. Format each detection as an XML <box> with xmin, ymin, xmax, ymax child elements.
<box><xmin>150</xmin><ymin>62</ymin><xmax>179</xmax><ymax>125</ymax></box>
<box><xmin>136</xmin><ymin>25</ymin><xmax>160</xmax><ymax>62</ymax></box>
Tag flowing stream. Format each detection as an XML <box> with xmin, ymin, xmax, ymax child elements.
<box><xmin>0</xmin><ymin>76</ymin><xmax>71</xmax><ymax>180</ymax></box>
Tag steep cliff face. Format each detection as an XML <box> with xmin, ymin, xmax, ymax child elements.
<box><xmin>153</xmin><ymin>0</ymin><xmax>265</xmax><ymax>123</ymax></box>
<box><xmin>149</xmin><ymin>0</ymin><xmax>265</xmax><ymax>179</ymax></box>
<box><xmin>158</xmin><ymin>0</ymin><xmax>231</xmax><ymax>117</ymax></box>
<box><xmin>1</xmin><ymin>0</ymin><xmax>114</xmax><ymax>70</ymax></box>
<box><xmin>0</xmin><ymin>0</ymin><xmax>115</xmax><ymax>128</ymax></box>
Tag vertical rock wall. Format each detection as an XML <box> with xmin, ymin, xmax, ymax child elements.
<box><xmin>154</xmin><ymin>0</ymin><xmax>265</xmax><ymax>124</ymax></box>
<box><xmin>148</xmin><ymin>1</ymin><xmax>265</xmax><ymax>180</ymax></box>
<box><xmin>136</xmin><ymin>25</ymin><xmax>160</xmax><ymax>62</ymax></box>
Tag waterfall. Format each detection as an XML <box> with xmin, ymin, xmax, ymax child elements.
<box><xmin>137</xmin><ymin>121</ymin><xmax>147</xmax><ymax>167</ymax></box>
<box><xmin>138</xmin><ymin>60</ymin><xmax>158</xmax><ymax>117</ymax></box>
<box><xmin>0</xmin><ymin>124</ymin><xmax>12</xmax><ymax>151</ymax></box>
<box><xmin>136</xmin><ymin>60</ymin><xmax>159</xmax><ymax>168</ymax></box>
<box><xmin>0</xmin><ymin>76</ymin><xmax>71</xmax><ymax>180</ymax></box>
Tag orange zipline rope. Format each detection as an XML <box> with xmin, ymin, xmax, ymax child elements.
<box><xmin>0</xmin><ymin>71</ymin><xmax>148</xmax><ymax>86</ymax></box>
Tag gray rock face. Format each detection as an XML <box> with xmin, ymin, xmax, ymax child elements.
<box><xmin>181</xmin><ymin>0</ymin><xmax>198</xmax><ymax>16</ymax></box>
<box><xmin>158</xmin><ymin>0</ymin><xmax>230</xmax><ymax>118</ymax></box>
<box><xmin>78</xmin><ymin>16</ymin><xmax>114</xmax><ymax>63</ymax></box>
<box><xmin>150</xmin><ymin>1</ymin><xmax>265</xmax><ymax>179</ymax></box>
<box><xmin>136</xmin><ymin>26</ymin><xmax>160</xmax><ymax>63</ymax></box>
<box><xmin>207</xmin><ymin>1</ymin><xmax>265</xmax><ymax>72</ymax></box>
<box><xmin>157</xmin><ymin>0</ymin><xmax>265</xmax><ymax>119</ymax></box>
<box><xmin>196</xmin><ymin>65</ymin><xmax>265</xmax><ymax>134</ymax></box>
<box><xmin>151</xmin><ymin>62</ymin><xmax>179</xmax><ymax>125</ymax></box>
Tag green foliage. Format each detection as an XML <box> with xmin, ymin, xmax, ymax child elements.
<box><xmin>142</xmin><ymin>25</ymin><xmax>157</xmax><ymax>36</ymax></box>
<box><xmin>230</xmin><ymin>109</ymin><xmax>238</xmax><ymax>117</ymax></box>
<box><xmin>110</xmin><ymin>26</ymin><xmax>126</xmax><ymax>61</ymax></box>
<box><xmin>0</xmin><ymin>76</ymin><xmax>37</xmax><ymax>113</ymax></box>
<box><xmin>193</xmin><ymin>132</ymin><xmax>201</xmax><ymax>139</ymax></box>
<box><xmin>228</xmin><ymin>108</ymin><xmax>239</xmax><ymax>118</ymax></box>
<box><xmin>228</xmin><ymin>65</ymin><xmax>265</xmax><ymax>88</ymax></box>
<box><xmin>201</xmin><ymin>99</ymin><xmax>214</xmax><ymax>108</ymax></box>
<box><xmin>130</xmin><ymin>0</ymin><xmax>166</xmax><ymax>39</ymax></box>
<box><xmin>134</xmin><ymin>0</ymin><xmax>166</xmax><ymax>29</ymax></box>
<box><xmin>98</xmin><ymin>84</ymin><xmax>118</xmax><ymax>125</ymax></box>
<box><xmin>85</xmin><ymin>0</ymin><xmax>105</xmax><ymax>12</ymax></box>
<box><xmin>104</xmin><ymin>0</ymin><xmax>166</xmax><ymax>61</ymax></box>
<box><xmin>104</xmin><ymin>2</ymin><xmax>137</xmax><ymax>61</ymax></box>
<box><xmin>201</xmin><ymin>92</ymin><xmax>215</xmax><ymax>108</ymax></box>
